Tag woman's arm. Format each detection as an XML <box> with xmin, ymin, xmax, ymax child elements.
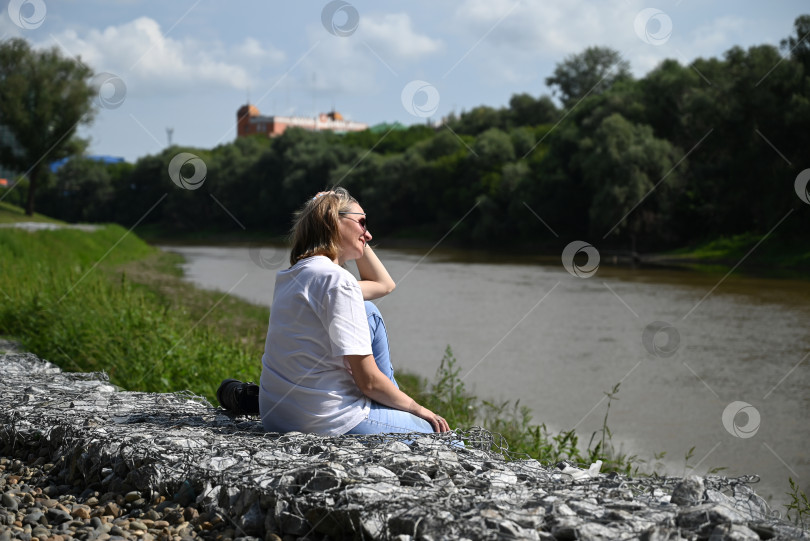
<box><xmin>355</xmin><ymin>245</ymin><xmax>396</xmax><ymax>301</ymax></box>
<box><xmin>346</xmin><ymin>354</ymin><xmax>450</xmax><ymax>433</ymax></box>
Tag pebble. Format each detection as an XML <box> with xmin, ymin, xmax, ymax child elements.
<box><xmin>0</xmin><ymin>457</ymin><xmax>230</xmax><ymax>541</ymax></box>
<box><xmin>103</xmin><ymin>502</ymin><xmax>121</xmax><ymax>518</ymax></box>
<box><xmin>72</xmin><ymin>506</ymin><xmax>91</xmax><ymax>520</ymax></box>
<box><xmin>129</xmin><ymin>520</ymin><xmax>148</xmax><ymax>531</ymax></box>
<box><xmin>1</xmin><ymin>492</ymin><xmax>18</xmax><ymax>510</ymax></box>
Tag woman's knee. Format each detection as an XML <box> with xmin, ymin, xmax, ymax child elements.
<box><xmin>364</xmin><ymin>300</ymin><xmax>382</xmax><ymax>320</ymax></box>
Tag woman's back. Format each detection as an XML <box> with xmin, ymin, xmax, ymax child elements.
<box><xmin>259</xmin><ymin>255</ymin><xmax>371</xmax><ymax>435</ymax></box>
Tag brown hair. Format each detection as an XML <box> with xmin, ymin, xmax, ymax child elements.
<box><xmin>289</xmin><ymin>187</ymin><xmax>358</xmax><ymax>266</ymax></box>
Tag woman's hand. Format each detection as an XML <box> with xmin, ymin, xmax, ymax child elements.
<box><xmin>347</xmin><ymin>354</ymin><xmax>450</xmax><ymax>432</ymax></box>
<box><xmin>411</xmin><ymin>404</ymin><xmax>450</xmax><ymax>433</ymax></box>
<box><xmin>355</xmin><ymin>245</ymin><xmax>396</xmax><ymax>300</ymax></box>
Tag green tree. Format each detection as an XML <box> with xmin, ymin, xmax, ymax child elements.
<box><xmin>39</xmin><ymin>158</ymin><xmax>115</xmax><ymax>222</ymax></box>
<box><xmin>508</xmin><ymin>93</ymin><xmax>559</xmax><ymax>126</ymax></box>
<box><xmin>545</xmin><ymin>46</ymin><xmax>632</xmax><ymax>109</ymax></box>
<box><xmin>0</xmin><ymin>38</ymin><xmax>96</xmax><ymax>216</ymax></box>
<box><xmin>449</xmin><ymin>105</ymin><xmax>508</xmax><ymax>135</ymax></box>
<box><xmin>580</xmin><ymin>113</ymin><xmax>679</xmax><ymax>245</ymax></box>
<box><xmin>781</xmin><ymin>14</ymin><xmax>810</xmax><ymax>72</ymax></box>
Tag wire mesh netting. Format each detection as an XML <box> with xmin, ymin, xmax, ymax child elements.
<box><xmin>1</xmin><ymin>352</ymin><xmax>807</xmax><ymax>540</ymax></box>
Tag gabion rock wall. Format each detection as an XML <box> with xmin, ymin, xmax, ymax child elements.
<box><xmin>0</xmin><ymin>352</ymin><xmax>806</xmax><ymax>540</ymax></box>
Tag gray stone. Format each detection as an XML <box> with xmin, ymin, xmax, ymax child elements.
<box><xmin>640</xmin><ymin>526</ymin><xmax>686</xmax><ymax>540</ymax></box>
<box><xmin>46</xmin><ymin>507</ymin><xmax>73</xmax><ymax>524</ymax></box>
<box><xmin>279</xmin><ymin>511</ymin><xmax>309</xmax><ymax>536</ymax></box>
<box><xmin>399</xmin><ymin>469</ymin><xmax>432</xmax><ymax>486</ymax></box>
<box><xmin>676</xmin><ymin>503</ymin><xmax>747</xmax><ymax>536</ymax></box>
<box><xmin>577</xmin><ymin>522</ymin><xmax>630</xmax><ymax>541</ymax></box>
<box><xmin>31</xmin><ymin>526</ymin><xmax>51</xmax><ymax>539</ymax></box>
<box><xmin>22</xmin><ymin>509</ymin><xmax>43</xmax><ymax>526</ymax></box>
<box><xmin>671</xmin><ymin>475</ymin><xmax>705</xmax><ymax>506</ymax></box>
<box><xmin>296</xmin><ymin>465</ymin><xmax>346</xmax><ymax>493</ymax></box>
<box><xmin>551</xmin><ymin>516</ymin><xmax>582</xmax><ymax>540</ymax></box>
<box><xmin>238</xmin><ymin>501</ymin><xmax>265</xmax><ymax>536</ymax></box>
<box><xmin>345</xmin><ymin>464</ymin><xmax>399</xmax><ymax>484</ymax></box>
<box><xmin>0</xmin><ymin>492</ymin><xmax>18</xmax><ymax>511</ymax></box>
<box><xmin>129</xmin><ymin>520</ymin><xmax>148</xmax><ymax>531</ymax></box>
<box><xmin>708</xmin><ymin>523</ymin><xmax>760</xmax><ymax>541</ymax></box>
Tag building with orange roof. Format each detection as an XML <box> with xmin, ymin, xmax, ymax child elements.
<box><xmin>236</xmin><ymin>104</ymin><xmax>368</xmax><ymax>138</ymax></box>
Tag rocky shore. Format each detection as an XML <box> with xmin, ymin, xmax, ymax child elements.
<box><xmin>0</xmin><ymin>350</ymin><xmax>807</xmax><ymax>540</ymax></box>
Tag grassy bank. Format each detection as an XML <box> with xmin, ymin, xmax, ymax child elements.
<box><xmin>0</xmin><ymin>200</ymin><xmax>64</xmax><ymax>224</ymax></box>
<box><xmin>651</xmin><ymin>233</ymin><xmax>810</xmax><ymax>278</ymax></box>
<box><xmin>0</xmin><ymin>224</ymin><xmax>265</xmax><ymax>401</ymax></box>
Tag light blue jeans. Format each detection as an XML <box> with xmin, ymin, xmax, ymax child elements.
<box><xmin>346</xmin><ymin>302</ymin><xmax>434</xmax><ymax>435</ymax></box>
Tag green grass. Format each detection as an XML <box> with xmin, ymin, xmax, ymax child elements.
<box><xmin>399</xmin><ymin>347</ymin><xmax>665</xmax><ymax>475</ymax></box>
<box><xmin>0</xmin><ymin>200</ymin><xmax>65</xmax><ymax>224</ymax></box>
<box><xmin>0</xmin><ymin>224</ymin><xmax>264</xmax><ymax>403</ymax></box>
<box><xmin>786</xmin><ymin>477</ymin><xmax>810</xmax><ymax>528</ymax></box>
<box><xmin>661</xmin><ymin>233</ymin><xmax>810</xmax><ymax>277</ymax></box>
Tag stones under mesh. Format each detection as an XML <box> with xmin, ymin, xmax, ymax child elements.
<box><xmin>1</xmin><ymin>352</ymin><xmax>806</xmax><ymax>540</ymax></box>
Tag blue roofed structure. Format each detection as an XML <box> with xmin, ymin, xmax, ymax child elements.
<box><xmin>50</xmin><ymin>155</ymin><xmax>126</xmax><ymax>173</ymax></box>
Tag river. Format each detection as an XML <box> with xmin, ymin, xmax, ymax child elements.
<box><xmin>161</xmin><ymin>243</ymin><xmax>809</xmax><ymax>509</ymax></box>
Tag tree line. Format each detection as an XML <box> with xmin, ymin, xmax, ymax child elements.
<box><xmin>2</xmin><ymin>16</ymin><xmax>808</xmax><ymax>254</ymax></box>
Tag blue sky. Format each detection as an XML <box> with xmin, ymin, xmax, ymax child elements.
<box><xmin>2</xmin><ymin>0</ymin><xmax>807</xmax><ymax>162</ymax></box>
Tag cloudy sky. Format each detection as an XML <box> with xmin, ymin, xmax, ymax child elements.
<box><xmin>1</xmin><ymin>0</ymin><xmax>807</xmax><ymax>162</ymax></box>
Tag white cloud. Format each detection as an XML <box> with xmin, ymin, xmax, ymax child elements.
<box><xmin>234</xmin><ymin>36</ymin><xmax>286</xmax><ymax>65</ymax></box>
<box><xmin>452</xmin><ymin>0</ymin><xmax>617</xmax><ymax>57</ymax></box>
<box><xmin>447</xmin><ymin>1</ymin><xmax>759</xmax><ymax>85</ymax></box>
<box><xmin>38</xmin><ymin>17</ymin><xmax>286</xmax><ymax>97</ymax></box>
<box><xmin>295</xmin><ymin>11</ymin><xmax>443</xmax><ymax>100</ymax></box>
<box><xmin>360</xmin><ymin>13</ymin><xmax>443</xmax><ymax>60</ymax></box>
<box><xmin>300</xmin><ymin>32</ymin><xmax>379</xmax><ymax>97</ymax></box>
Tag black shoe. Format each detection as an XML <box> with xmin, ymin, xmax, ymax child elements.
<box><xmin>216</xmin><ymin>379</ymin><xmax>260</xmax><ymax>416</ymax></box>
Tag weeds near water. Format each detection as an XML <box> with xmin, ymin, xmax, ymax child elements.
<box><xmin>682</xmin><ymin>445</ymin><xmax>727</xmax><ymax>476</ymax></box>
<box><xmin>786</xmin><ymin>478</ymin><xmax>809</xmax><ymax>528</ymax></box>
<box><xmin>399</xmin><ymin>346</ymin><xmax>647</xmax><ymax>474</ymax></box>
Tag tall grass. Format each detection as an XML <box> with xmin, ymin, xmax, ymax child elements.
<box><xmin>0</xmin><ymin>225</ymin><xmax>261</xmax><ymax>402</ymax></box>
<box><xmin>400</xmin><ymin>346</ymin><xmax>659</xmax><ymax>474</ymax></box>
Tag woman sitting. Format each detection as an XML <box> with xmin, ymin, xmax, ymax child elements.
<box><xmin>258</xmin><ymin>188</ymin><xmax>449</xmax><ymax>435</ymax></box>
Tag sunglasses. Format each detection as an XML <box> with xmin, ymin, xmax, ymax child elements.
<box><xmin>339</xmin><ymin>212</ymin><xmax>367</xmax><ymax>232</ymax></box>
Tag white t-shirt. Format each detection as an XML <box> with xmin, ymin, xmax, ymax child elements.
<box><xmin>259</xmin><ymin>256</ymin><xmax>372</xmax><ymax>435</ymax></box>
